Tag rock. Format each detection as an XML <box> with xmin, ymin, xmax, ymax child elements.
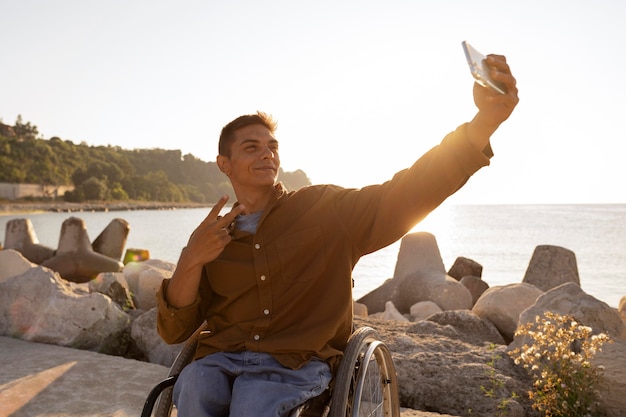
<box><xmin>130</xmin><ymin>308</ymin><xmax>184</xmax><ymax>367</ymax></box>
<box><xmin>515</xmin><ymin>282</ymin><xmax>626</xmax><ymax>344</ymax></box>
<box><xmin>619</xmin><ymin>296</ymin><xmax>626</xmax><ymax>323</ymax></box>
<box><xmin>357</xmin><ymin>316</ymin><xmax>534</xmax><ymax>417</ymax></box>
<box><xmin>0</xmin><ymin>249</ymin><xmax>36</xmax><ymax>282</ymax></box>
<box><xmin>370</xmin><ymin>301</ymin><xmax>409</xmax><ymax>321</ymax></box>
<box><xmin>393</xmin><ymin>232</ymin><xmax>446</xmax><ymax>281</ymax></box>
<box><xmin>522</xmin><ymin>244</ymin><xmax>580</xmax><ymax>291</ymax></box>
<box><xmin>357</xmin><ymin>277</ymin><xmax>396</xmax><ymax>314</ymax></box>
<box><xmin>459</xmin><ymin>275</ymin><xmax>489</xmax><ymax>306</ymax></box>
<box><xmin>40</xmin><ymin>217</ymin><xmax>124</xmax><ymax>283</ymax></box>
<box><xmin>409</xmin><ymin>300</ymin><xmax>442</xmax><ymax>321</ymax></box>
<box><xmin>360</xmin><ymin>232</ymin><xmax>473</xmax><ymax>315</ymax></box>
<box><xmin>593</xmin><ymin>339</ymin><xmax>626</xmax><ymax>417</ymax></box>
<box><xmin>123</xmin><ymin>259</ymin><xmax>176</xmax><ymax>310</ymax></box>
<box><xmin>353</xmin><ymin>300</ymin><xmax>368</xmax><ymax>317</ymax></box>
<box><xmin>510</xmin><ymin>283</ymin><xmax>626</xmax><ymax>417</ymax></box>
<box><xmin>89</xmin><ymin>272</ymin><xmax>135</xmax><ymax>310</ymax></box>
<box><xmin>386</xmin><ymin>232</ymin><xmax>472</xmax><ymax>313</ymax></box>
<box><xmin>472</xmin><ymin>283</ymin><xmax>543</xmax><ymax>342</ymax></box>
<box><xmin>0</xmin><ymin>266</ymin><xmax>130</xmax><ymax>353</ymax></box>
<box><xmin>92</xmin><ymin>218</ymin><xmax>130</xmax><ymax>260</ymax></box>
<box><xmin>3</xmin><ymin>218</ymin><xmax>55</xmax><ymax>263</ymax></box>
<box><xmin>447</xmin><ymin>256</ymin><xmax>482</xmax><ymax>280</ymax></box>
<box><xmin>425</xmin><ymin>310</ymin><xmax>506</xmax><ymax>346</ymax></box>
<box><xmin>392</xmin><ymin>272</ymin><xmax>472</xmax><ymax>314</ymax></box>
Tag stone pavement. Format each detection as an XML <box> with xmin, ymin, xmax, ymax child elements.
<box><xmin>0</xmin><ymin>336</ymin><xmax>456</xmax><ymax>417</ymax></box>
<box><xmin>0</xmin><ymin>336</ymin><xmax>169</xmax><ymax>417</ymax></box>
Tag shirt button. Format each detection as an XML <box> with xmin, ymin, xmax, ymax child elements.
<box><xmin>254</xmin><ymin>335</ymin><xmax>260</xmax><ymax>341</ymax></box>
<box><xmin>264</xmin><ymin>309</ymin><xmax>270</xmax><ymax>315</ymax></box>
<box><xmin>255</xmin><ymin>243</ymin><xmax>261</xmax><ymax>249</ymax></box>
<box><xmin>260</xmin><ymin>275</ymin><xmax>266</xmax><ymax>281</ymax></box>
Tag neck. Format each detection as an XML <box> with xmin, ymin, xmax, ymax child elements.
<box><xmin>233</xmin><ymin>184</ymin><xmax>276</xmax><ymax>214</ymax></box>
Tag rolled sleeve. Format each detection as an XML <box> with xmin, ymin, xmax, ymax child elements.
<box><xmin>156</xmin><ymin>279</ymin><xmax>202</xmax><ymax>344</ymax></box>
<box><xmin>445</xmin><ymin>123</ymin><xmax>492</xmax><ymax>175</ymax></box>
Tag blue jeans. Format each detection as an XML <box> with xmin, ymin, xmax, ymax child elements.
<box><xmin>172</xmin><ymin>351</ymin><xmax>333</xmax><ymax>417</ymax></box>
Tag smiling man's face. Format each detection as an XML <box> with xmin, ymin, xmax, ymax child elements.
<box><xmin>217</xmin><ymin>123</ymin><xmax>280</xmax><ymax>189</ymax></box>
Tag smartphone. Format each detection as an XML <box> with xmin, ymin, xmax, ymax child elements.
<box><xmin>461</xmin><ymin>41</ymin><xmax>506</xmax><ymax>94</ymax></box>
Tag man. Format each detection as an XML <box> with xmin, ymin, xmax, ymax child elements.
<box><xmin>157</xmin><ymin>54</ymin><xmax>519</xmax><ymax>417</ymax></box>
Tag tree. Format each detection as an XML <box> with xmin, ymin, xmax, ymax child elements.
<box><xmin>79</xmin><ymin>177</ymin><xmax>108</xmax><ymax>200</ymax></box>
<box><xmin>14</xmin><ymin>115</ymin><xmax>39</xmax><ymax>139</ymax></box>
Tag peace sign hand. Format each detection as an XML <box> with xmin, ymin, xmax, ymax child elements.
<box><xmin>185</xmin><ymin>195</ymin><xmax>245</xmax><ymax>266</ymax></box>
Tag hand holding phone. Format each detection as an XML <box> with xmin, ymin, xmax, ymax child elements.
<box><xmin>462</xmin><ymin>41</ymin><xmax>506</xmax><ymax>94</ymax></box>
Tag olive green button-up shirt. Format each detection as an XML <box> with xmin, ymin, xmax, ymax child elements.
<box><xmin>156</xmin><ymin>123</ymin><xmax>491</xmax><ymax>370</ymax></box>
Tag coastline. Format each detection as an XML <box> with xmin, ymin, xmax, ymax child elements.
<box><xmin>0</xmin><ymin>200</ymin><xmax>212</xmax><ymax>215</ymax></box>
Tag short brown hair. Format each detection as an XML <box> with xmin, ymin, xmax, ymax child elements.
<box><xmin>218</xmin><ymin>111</ymin><xmax>278</xmax><ymax>156</ymax></box>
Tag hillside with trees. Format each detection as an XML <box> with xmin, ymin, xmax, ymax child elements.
<box><xmin>0</xmin><ymin>116</ymin><xmax>311</xmax><ymax>203</ymax></box>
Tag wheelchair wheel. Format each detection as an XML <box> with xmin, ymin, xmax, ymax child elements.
<box><xmin>329</xmin><ymin>327</ymin><xmax>400</xmax><ymax>417</ymax></box>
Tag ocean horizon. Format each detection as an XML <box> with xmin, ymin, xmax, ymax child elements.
<box><xmin>1</xmin><ymin>203</ymin><xmax>624</xmax><ymax>308</ymax></box>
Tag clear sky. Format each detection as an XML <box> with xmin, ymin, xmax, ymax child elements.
<box><xmin>2</xmin><ymin>0</ymin><xmax>625</xmax><ymax>204</ymax></box>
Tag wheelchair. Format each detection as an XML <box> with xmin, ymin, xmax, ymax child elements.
<box><xmin>141</xmin><ymin>324</ymin><xmax>400</xmax><ymax>417</ymax></box>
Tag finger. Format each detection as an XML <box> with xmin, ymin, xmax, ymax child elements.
<box><xmin>200</xmin><ymin>195</ymin><xmax>230</xmax><ymax>224</ymax></box>
<box><xmin>486</xmin><ymin>56</ymin><xmax>517</xmax><ymax>95</ymax></box>
<box><xmin>486</xmin><ymin>54</ymin><xmax>509</xmax><ymax>70</ymax></box>
<box><xmin>217</xmin><ymin>204</ymin><xmax>246</xmax><ymax>229</ymax></box>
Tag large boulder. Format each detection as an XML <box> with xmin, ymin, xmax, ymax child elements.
<box><xmin>123</xmin><ymin>259</ymin><xmax>176</xmax><ymax>310</ymax></box>
<box><xmin>130</xmin><ymin>308</ymin><xmax>184</xmax><ymax>367</ymax></box>
<box><xmin>392</xmin><ymin>272</ymin><xmax>472</xmax><ymax>313</ymax></box>
<box><xmin>409</xmin><ymin>300</ymin><xmax>442</xmax><ymax>321</ymax></box>
<box><xmin>511</xmin><ymin>282</ymin><xmax>626</xmax><ymax>417</ymax></box>
<box><xmin>522</xmin><ymin>244</ymin><xmax>579</xmax><ymax>292</ymax></box>
<box><xmin>392</xmin><ymin>232</ymin><xmax>446</xmax><ymax>280</ymax></box>
<box><xmin>390</xmin><ymin>232</ymin><xmax>472</xmax><ymax>313</ymax></box>
<box><xmin>593</xmin><ymin>339</ymin><xmax>626</xmax><ymax>417</ymax></box>
<box><xmin>0</xmin><ymin>266</ymin><xmax>130</xmax><ymax>354</ymax></box>
<box><xmin>89</xmin><ymin>272</ymin><xmax>135</xmax><ymax>310</ymax></box>
<box><xmin>0</xmin><ymin>249</ymin><xmax>35</xmax><ymax>282</ymax></box>
<box><xmin>472</xmin><ymin>283</ymin><xmax>544</xmax><ymax>342</ymax></box>
<box><xmin>515</xmin><ymin>282</ymin><xmax>626</xmax><ymax>345</ymax></box>
<box><xmin>424</xmin><ymin>310</ymin><xmax>506</xmax><ymax>346</ymax></box>
<box><xmin>358</xmin><ymin>232</ymin><xmax>475</xmax><ymax>314</ymax></box>
<box><xmin>356</xmin><ymin>277</ymin><xmax>395</xmax><ymax>315</ymax></box>
<box><xmin>3</xmin><ymin>218</ymin><xmax>55</xmax><ymax>263</ymax></box>
<box><xmin>41</xmin><ymin>217</ymin><xmax>124</xmax><ymax>283</ymax></box>
<box><xmin>358</xmin><ymin>316</ymin><xmax>534</xmax><ymax>417</ymax></box>
<box><xmin>92</xmin><ymin>218</ymin><xmax>130</xmax><ymax>261</ymax></box>
<box><xmin>447</xmin><ymin>256</ymin><xmax>483</xmax><ymax>280</ymax></box>
<box><xmin>459</xmin><ymin>275</ymin><xmax>489</xmax><ymax>306</ymax></box>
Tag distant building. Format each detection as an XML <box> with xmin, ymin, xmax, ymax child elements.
<box><xmin>0</xmin><ymin>123</ymin><xmax>16</xmax><ymax>137</ymax></box>
<box><xmin>0</xmin><ymin>183</ymin><xmax>74</xmax><ymax>200</ymax></box>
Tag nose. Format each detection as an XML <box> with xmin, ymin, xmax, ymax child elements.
<box><xmin>261</xmin><ymin>146</ymin><xmax>275</xmax><ymax>159</ymax></box>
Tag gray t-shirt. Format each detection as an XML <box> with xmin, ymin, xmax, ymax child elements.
<box><xmin>235</xmin><ymin>211</ymin><xmax>263</xmax><ymax>234</ymax></box>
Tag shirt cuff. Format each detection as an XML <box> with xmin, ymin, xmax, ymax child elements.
<box><xmin>156</xmin><ymin>279</ymin><xmax>201</xmax><ymax>322</ymax></box>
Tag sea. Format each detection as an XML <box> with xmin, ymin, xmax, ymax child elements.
<box><xmin>1</xmin><ymin>204</ymin><xmax>625</xmax><ymax>308</ymax></box>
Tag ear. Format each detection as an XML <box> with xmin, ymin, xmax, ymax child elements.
<box><xmin>217</xmin><ymin>154</ymin><xmax>231</xmax><ymax>176</ymax></box>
